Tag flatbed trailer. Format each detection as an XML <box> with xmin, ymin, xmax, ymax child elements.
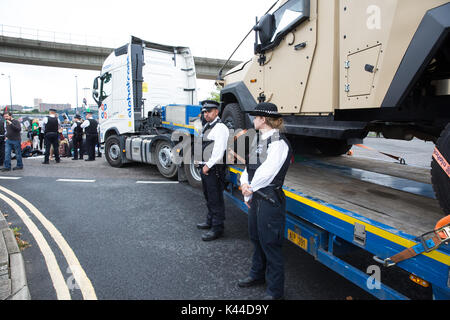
<box><xmin>224</xmin><ymin>155</ymin><xmax>450</xmax><ymax>300</ymax></box>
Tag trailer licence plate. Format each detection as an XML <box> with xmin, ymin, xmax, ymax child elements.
<box><xmin>288</xmin><ymin>229</ymin><xmax>308</xmax><ymax>251</ymax></box>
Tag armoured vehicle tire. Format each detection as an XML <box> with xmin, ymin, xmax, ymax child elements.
<box><xmin>222</xmin><ymin>103</ymin><xmax>246</xmax><ymax>130</ymax></box>
<box><xmin>431</xmin><ymin>123</ymin><xmax>450</xmax><ymax>215</ymax></box>
<box><xmin>315</xmin><ymin>138</ymin><xmax>352</xmax><ymax>156</ymax></box>
<box><xmin>155</xmin><ymin>140</ymin><xmax>178</xmax><ymax>180</ymax></box>
<box><xmin>183</xmin><ymin>146</ymin><xmax>202</xmax><ymax>189</ymax></box>
<box><xmin>105</xmin><ymin>135</ymin><xmax>124</xmax><ymax>167</ymax></box>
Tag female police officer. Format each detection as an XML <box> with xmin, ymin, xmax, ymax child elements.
<box><xmin>238</xmin><ymin>102</ymin><xmax>292</xmax><ymax>300</ymax></box>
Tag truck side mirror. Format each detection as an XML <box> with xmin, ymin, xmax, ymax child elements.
<box><xmin>254</xmin><ymin>14</ymin><xmax>275</xmax><ymax>47</ymax></box>
<box><xmin>93</xmin><ymin>77</ymin><xmax>99</xmax><ymax>90</ymax></box>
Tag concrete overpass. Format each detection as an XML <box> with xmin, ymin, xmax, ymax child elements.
<box><xmin>0</xmin><ymin>35</ymin><xmax>241</xmax><ymax>80</ymax></box>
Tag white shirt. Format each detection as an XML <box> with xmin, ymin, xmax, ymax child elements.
<box><xmin>42</xmin><ymin>114</ymin><xmax>61</xmax><ymax>133</ymax></box>
<box><xmin>203</xmin><ymin>117</ymin><xmax>229</xmax><ymax>169</ymax></box>
<box><xmin>81</xmin><ymin>119</ymin><xmax>91</xmax><ymax>129</ymax></box>
<box><xmin>71</xmin><ymin>122</ymin><xmax>80</xmax><ymax>131</ymax></box>
<box><xmin>240</xmin><ymin>129</ymin><xmax>289</xmax><ymax>202</ymax></box>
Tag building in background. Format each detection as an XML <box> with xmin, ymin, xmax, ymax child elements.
<box><xmin>38</xmin><ymin>102</ymin><xmax>71</xmax><ymax>112</ymax></box>
<box><xmin>33</xmin><ymin>98</ymin><xmax>42</xmax><ymax>108</ymax></box>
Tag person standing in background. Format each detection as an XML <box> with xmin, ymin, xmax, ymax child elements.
<box><xmin>42</xmin><ymin>108</ymin><xmax>61</xmax><ymax>164</ymax></box>
<box><xmin>71</xmin><ymin>115</ymin><xmax>84</xmax><ymax>160</ymax></box>
<box><xmin>38</xmin><ymin>118</ymin><xmax>44</xmax><ymax>151</ymax></box>
<box><xmin>31</xmin><ymin>118</ymin><xmax>40</xmax><ymax>150</ymax></box>
<box><xmin>2</xmin><ymin>111</ymin><xmax>23</xmax><ymax>171</ymax></box>
<box><xmin>81</xmin><ymin>111</ymin><xmax>98</xmax><ymax>161</ymax></box>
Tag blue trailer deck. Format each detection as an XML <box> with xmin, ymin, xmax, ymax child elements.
<box><xmin>224</xmin><ymin>158</ymin><xmax>450</xmax><ymax>300</ymax></box>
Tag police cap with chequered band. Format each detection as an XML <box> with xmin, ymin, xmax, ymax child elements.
<box><xmin>246</xmin><ymin>102</ymin><xmax>282</xmax><ymax>118</ymax></box>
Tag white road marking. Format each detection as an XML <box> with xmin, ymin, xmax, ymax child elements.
<box><xmin>136</xmin><ymin>181</ymin><xmax>179</xmax><ymax>184</ymax></box>
<box><xmin>0</xmin><ymin>176</ymin><xmax>22</xmax><ymax>180</ymax></box>
<box><xmin>0</xmin><ymin>185</ymin><xmax>97</xmax><ymax>300</ymax></box>
<box><xmin>0</xmin><ymin>192</ymin><xmax>71</xmax><ymax>300</ymax></box>
<box><xmin>56</xmin><ymin>179</ymin><xmax>96</xmax><ymax>183</ymax></box>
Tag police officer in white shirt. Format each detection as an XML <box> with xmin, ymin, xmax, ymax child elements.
<box><xmin>81</xmin><ymin>111</ymin><xmax>99</xmax><ymax>161</ymax></box>
<box><xmin>237</xmin><ymin>102</ymin><xmax>292</xmax><ymax>300</ymax></box>
<box><xmin>196</xmin><ymin>100</ymin><xmax>230</xmax><ymax>241</ymax></box>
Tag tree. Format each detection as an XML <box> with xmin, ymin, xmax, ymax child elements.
<box><xmin>207</xmin><ymin>86</ymin><xmax>221</xmax><ymax>103</ymax></box>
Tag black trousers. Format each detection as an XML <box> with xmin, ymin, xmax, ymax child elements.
<box><xmin>200</xmin><ymin>165</ymin><xmax>225</xmax><ymax>231</ymax></box>
<box><xmin>44</xmin><ymin>132</ymin><xmax>60</xmax><ymax>162</ymax></box>
<box><xmin>39</xmin><ymin>132</ymin><xmax>44</xmax><ymax>150</ymax></box>
<box><xmin>248</xmin><ymin>187</ymin><xmax>286</xmax><ymax>298</ymax></box>
<box><xmin>86</xmin><ymin>134</ymin><xmax>98</xmax><ymax>160</ymax></box>
<box><xmin>0</xmin><ymin>137</ymin><xmax>4</xmax><ymax>166</ymax></box>
<box><xmin>72</xmin><ymin>136</ymin><xmax>83</xmax><ymax>159</ymax></box>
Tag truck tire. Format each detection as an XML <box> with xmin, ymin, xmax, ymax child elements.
<box><xmin>105</xmin><ymin>135</ymin><xmax>124</xmax><ymax>167</ymax></box>
<box><xmin>315</xmin><ymin>138</ymin><xmax>352</xmax><ymax>156</ymax></box>
<box><xmin>222</xmin><ymin>103</ymin><xmax>246</xmax><ymax>129</ymax></box>
<box><xmin>431</xmin><ymin>124</ymin><xmax>450</xmax><ymax>214</ymax></box>
<box><xmin>181</xmin><ymin>146</ymin><xmax>202</xmax><ymax>188</ymax></box>
<box><xmin>155</xmin><ymin>140</ymin><xmax>178</xmax><ymax>180</ymax></box>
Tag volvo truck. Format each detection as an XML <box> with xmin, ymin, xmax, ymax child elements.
<box><xmin>92</xmin><ymin>36</ymin><xmax>205</xmax><ymax>186</ymax></box>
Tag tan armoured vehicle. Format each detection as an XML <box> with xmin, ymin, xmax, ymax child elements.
<box><xmin>218</xmin><ymin>0</ymin><xmax>450</xmax><ymax>214</ymax></box>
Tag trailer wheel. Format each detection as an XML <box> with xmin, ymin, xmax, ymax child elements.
<box><xmin>155</xmin><ymin>140</ymin><xmax>178</xmax><ymax>180</ymax></box>
<box><xmin>431</xmin><ymin>123</ymin><xmax>450</xmax><ymax>214</ymax></box>
<box><xmin>105</xmin><ymin>135</ymin><xmax>124</xmax><ymax>167</ymax></box>
<box><xmin>222</xmin><ymin>103</ymin><xmax>246</xmax><ymax>129</ymax></box>
<box><xmin>315</xmin><ymin>138</ymin><xmax>352</xmax><ymax>156</ymax></box>
<box><xmin>183</xmin><ymin>149</ymin><xmax>202</xmax><ymax>189</ymax></box>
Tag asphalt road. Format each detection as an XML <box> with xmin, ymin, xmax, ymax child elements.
<box><xmin>350</xmin><ymin>137</ymin><xmax>435</xmax><ymax>169</ymax></box>
<box><xmin>0</xmin><ymin>154</ymin><xmax>377</xmax><ymax>300</ymax></box>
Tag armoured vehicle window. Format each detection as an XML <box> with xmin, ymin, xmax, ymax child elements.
<box><xmin>271</xmin><ymin>0</ymin><xmax>308</xmax><ymax>42</ymax></box>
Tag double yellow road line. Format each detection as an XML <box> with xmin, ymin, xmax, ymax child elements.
<box><xmin>0</xmin><ymin>185</ymin><xmax>97</xmax><ymax>300</ymax></box>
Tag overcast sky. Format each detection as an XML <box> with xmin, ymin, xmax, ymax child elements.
<box><xmin>0</xmin><ymin>0</ymin><xmax>276</xmax><ymax>108</ymax></box>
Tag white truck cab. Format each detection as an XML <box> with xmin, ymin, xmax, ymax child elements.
<box><xmin>93</xmin><ymin>36</ymin><xmax>198</xmax><ymax>143</ymax></box>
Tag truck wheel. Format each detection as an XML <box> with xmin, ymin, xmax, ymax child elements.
<box><xmin>155</xmin><ymin>140</ymin><xmax>178</xmax><ymax>179</ymax></box>
<box><xmin>222</xmin><ymin>103</ymin><xmax>246</xmax><ymax>129</ymax></box>
<box><xmin>182</xmin><ymin>147</ymin><xmax>202</xmax><ymax>189</ymax></box>
<box><xmin>431</xmin><ymin>124</ymin><xmax>450</xmax><ymax>214</ymax></box>
<box><xmin>315</xmin><ymin>138</ymin><xmax>352</xmax><ymax>156</ymax></box>
<box><xmin>105</xmin><ymin>135</ymin><xmax>124</xmax><ymax>167</ymax></box>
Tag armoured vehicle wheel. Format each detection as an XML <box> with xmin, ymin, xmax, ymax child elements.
<box><xmin>315</xmin><ymin>138</ymin><xmax>352</xmax><ymax>156</ymax></box>
<box><xmin>431</xmin><ymin>124</ymin><xmax>450</xmax><ymax>215</ymax></box>
<box><xmin>155</xmin><ymin>140</ymin><xmax>178</xmax><ymax>179</ymax></box>
<box><xmin>222</xmin><ymin>103</ymin><xmax>246</xmax><ymax>130</ymax></box>
<box><xmin>105</xmin><ymin>135</ymin><xmax>123</xmax><ymax>167</ymax></box>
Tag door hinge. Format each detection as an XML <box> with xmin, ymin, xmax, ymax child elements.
<box><xmin>257</xmin><ymin>92</ymin><xmax>266</xmax><ymax>103</ymax></box>
<box><xmin>258</xmin><ymin>54</ymin><xmax>266</xmax><ymax>66</ymax></box>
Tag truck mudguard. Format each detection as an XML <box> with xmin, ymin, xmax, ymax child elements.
<box><xmin>220</xmin><ymin>81</ymin><xmax>257</xmax><ymax>112</ymax></box>
<box><xmin>382</xmin><ymin>3</ymin><xmax>450</xmax><ymax>108</ymax></box>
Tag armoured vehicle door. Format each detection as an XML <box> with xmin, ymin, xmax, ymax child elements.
<box><xmin>254</xmin><ymin>0</ymin><xmax>316</xmax><ymax>113</ymax></box>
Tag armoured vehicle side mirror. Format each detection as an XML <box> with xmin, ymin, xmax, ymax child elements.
<box><xmin>254</xmin><ymin>14</ymin><xmax>275</xmax><ymax>47</ymax></box>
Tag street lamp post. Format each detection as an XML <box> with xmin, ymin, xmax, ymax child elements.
<box><xmin>0</xmin><ymin>73</ymin><xmax>12</xmax><ymax>111</ymax></box>
<box><xmin>75</xmin><ymin>75</ymin><xmax>79</xmax><ymax>111</ymax></box>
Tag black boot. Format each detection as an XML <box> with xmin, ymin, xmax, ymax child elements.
<box><xmin>196</xmin><ymin>222</ymin><xmax>211</xmax><ymax>230</ymax></box>
<box><xmin>201</xmin><ymin>229</ymin><xmax>224</xmax><ymax>241</ymax></box>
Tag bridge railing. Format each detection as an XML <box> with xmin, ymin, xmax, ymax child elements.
<box><xmin>0</xmin><ymin>24</ymin><xmax>246</xmax><ymax>61</ymax></box>
<box><xmin>0</xmin><ymin>24</ymin><xmax>122</xmax><ymax>48</ymax></box>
